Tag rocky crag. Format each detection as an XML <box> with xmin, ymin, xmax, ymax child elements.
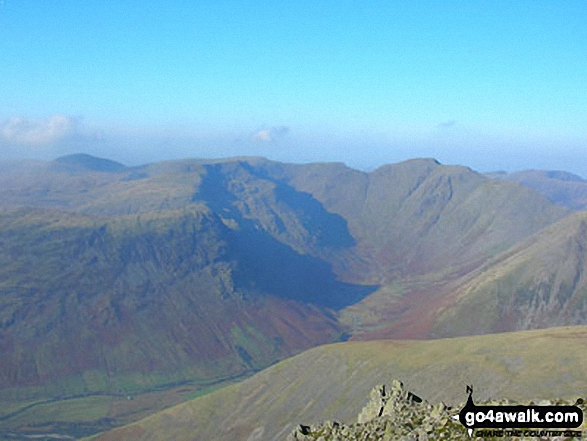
<box><xmin>288</xmin><ymin>380</ymin><xmax>586</xmax><ymax>441</ymax></box>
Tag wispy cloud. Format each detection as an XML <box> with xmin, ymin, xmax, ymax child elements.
<box><xmin>0</xmin><ymin>114</ymin><xmax>102</xmax><ymax>146</ymax></box>
<box><xmin>252</xmin><ymin>126</ymin><xmax>290</xmax><ymax>143</ymax></box>
<box><xmin>438</xmin><ymin>120</ymin><xmax>457</xmax><ymax>128</ymax></box>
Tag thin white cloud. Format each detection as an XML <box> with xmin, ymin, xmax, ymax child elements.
<box><xmin>438</xmin><ymin>120</ymin><xmax>457</xmax><ymax>128</ymax></box>
<box><xmin>0</xmin><ymin>114</ymin><xmax>100</xmax><ymax>146</ymax></box>
<box><xmin>252</xmin><ymin>126</ymin><xmax>290</xmax><ymax>143</ymax></box>
<box><xmin>253</xmin><ymin>129</ymin><xmax>272</xmax><ymax>142</ymax></box>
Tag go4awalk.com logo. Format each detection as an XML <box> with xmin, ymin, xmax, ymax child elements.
<box><xmin>452</xmin><ymin>386</ymin><xmax>584</xmax><ymax>438</ymax></box>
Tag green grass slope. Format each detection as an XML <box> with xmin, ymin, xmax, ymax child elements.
<box><xmin>90</xmin><ymin>326</ymin><xmax>587</xmax><ymax>441</ymax></box>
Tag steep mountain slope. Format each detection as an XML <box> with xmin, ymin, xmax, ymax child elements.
<box><xmin>431</xmin><ymin>211</ymin><xmax>587</xmax><ymax>337</ymax></box>
<box><xmin>0</xmin><ymin>204</ymin><xmax>363</xmax><ymax>399</ymax></box>
<box><xmin>266</xmin><ymin>158</ymin><xmax>569</xmax><ymax>281</ymax></box>
<box><xmin>487</xmin><ymin>169</ymin><xmax>587</xmax><ymax>210</ymax></box>
<box><xmin>90</xmin><ymin>326</ymin><xmax>587</xmax><ymax>441</ymax></box>
<box><xmin>341</xmin><ymin>211</ymin><xmax>587</xmax><ymax>341</ymax></box>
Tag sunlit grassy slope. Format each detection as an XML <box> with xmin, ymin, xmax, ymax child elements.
<box><xmin>90</xmin><ymin>326</ymin><xmax>587</xmax><ymax>441</ymax></box>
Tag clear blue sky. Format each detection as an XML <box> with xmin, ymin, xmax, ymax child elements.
<box><xmin>1</xmin><ymin>0</ymin><xmax>586</xmax><ymax>174</ymax></box>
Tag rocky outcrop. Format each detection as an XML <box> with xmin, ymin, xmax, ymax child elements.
<box><xmin>357</xmin><ymin>380</ymin><xmax>423</xmax><ymax>424</ymax></box>
<box><xmin>287</xmin><ymin>380</ymin><xmax>586</xmax><ymax>440</ymax></box>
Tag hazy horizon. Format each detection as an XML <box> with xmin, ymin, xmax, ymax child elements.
<box><xmin>1</xmin><ymin>1</ymin><xmax>585</xmax><ymax>175</ymax></box>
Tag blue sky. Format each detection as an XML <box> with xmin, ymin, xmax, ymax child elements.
<box><xmin>1</xmin><ymin>0</ymin><xmax>586</xmax><ymax>174</ymax></box>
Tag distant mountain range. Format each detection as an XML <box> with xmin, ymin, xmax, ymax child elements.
<box><xmin>1</xmin><ymin>154</ymin><xmax>586</xmax><ymax>438</ymax></box>
<box><xmin>486</xmin><ymin>169</ymin><xmax>587</xmax><ymax>210</ymax></box>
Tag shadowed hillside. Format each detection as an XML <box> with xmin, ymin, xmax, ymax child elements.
<box><xmin>0</xmin><ymin>204</ymin><xmax>366</xmax><ymax>396</ymax></box>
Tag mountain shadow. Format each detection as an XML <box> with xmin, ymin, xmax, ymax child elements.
<box><xmin>228</xmin><ymin>226</ymin><xmax>374</xmax><ymax>309</ymax></box>
<box><xmin>194</xmin><ymin>163</ymin><xmax>375</xmax><ymax>309</ymax></box>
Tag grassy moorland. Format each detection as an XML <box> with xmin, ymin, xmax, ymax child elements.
<box><xmin>90</xmin><ymin>326</ymin><xmax>587</xmax><ymax>441</ymax></box>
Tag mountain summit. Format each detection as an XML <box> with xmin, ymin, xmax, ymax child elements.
<box><xmin>53</xmin><ymin>153</ymin><xmax>127</xmax><ymax>172</ymax></box>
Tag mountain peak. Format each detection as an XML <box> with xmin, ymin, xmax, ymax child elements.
<box><xmin>53</xmin><ymin>153</ymin><xmax>126</xmax><ymax>172</ymax></box>
<box><xmin>403</xmin><ymin>157</ymin><xmax>441</xmax><ymax>166</ymax></box>
<box><xmin>370</xmin><ymin>157</ymin><xmax>442</xmax><ymax>175</ymax></box>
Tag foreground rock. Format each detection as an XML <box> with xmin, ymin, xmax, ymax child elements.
<box><xmin>288</xmin><ymin>380</ymin><xmax>586</xmax><ymax>440</ymax></box>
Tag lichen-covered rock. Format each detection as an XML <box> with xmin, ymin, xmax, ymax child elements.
<box><xmin>357</xmin><ymin>384</ymin><xmax>388</xmax><ymax>424</ymax></box>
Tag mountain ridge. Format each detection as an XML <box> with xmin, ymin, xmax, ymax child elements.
<box><xmin>1</xmin><ymin>154</ymin><xmax>586</xmax><ymax>439</ymax></box>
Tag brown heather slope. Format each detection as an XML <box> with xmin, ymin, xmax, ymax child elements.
<box><xmin>342</xmin><ymin>211</ymin><xmax>587</xmax><ymax>341</ymax></box>
<box><xmin>90</xmin><ymin>326</ymin><xmax>587</xmax><ymax>441</ymax></box>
